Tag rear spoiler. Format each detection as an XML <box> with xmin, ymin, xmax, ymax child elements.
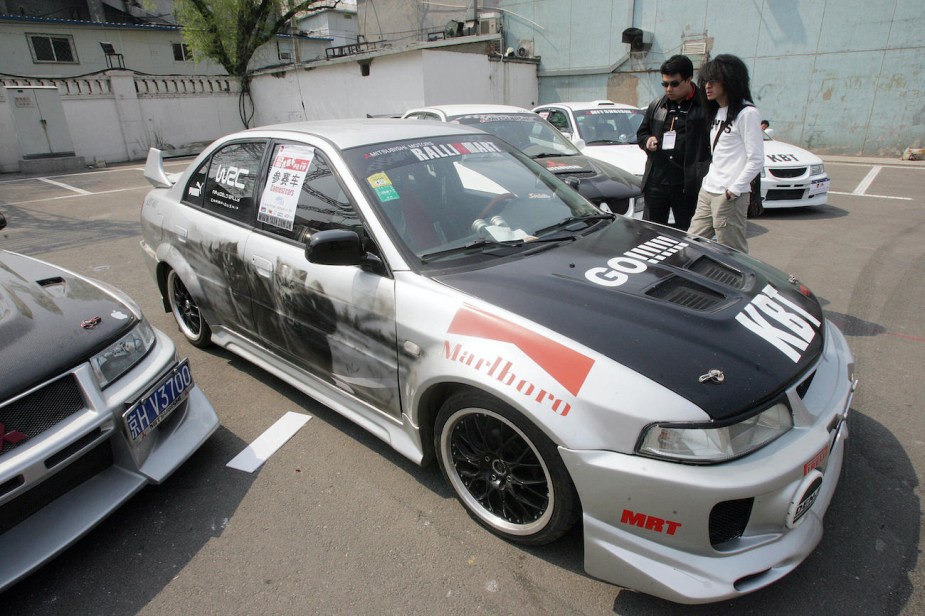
<box><xmin>144</xmin><ymin>148</ymin><xmax>180</xmax><ymax>188</ymax></box>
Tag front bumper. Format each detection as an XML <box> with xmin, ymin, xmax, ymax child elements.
<box><xmin>761</xmin><ymin>173</ymin><xmax>830</xmax><ymax>208</ymax></box>
<box><xmin>0</xmin><ymin>329</ymin><xmax>219</xmax><ymax>591</ymax></box>
<box><xmin>560</xmin><ymin>321</ymin><xmax>855</xmax><ymax>604</ymax></box>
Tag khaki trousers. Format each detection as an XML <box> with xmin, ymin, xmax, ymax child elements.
<box><xmin>688</xmin><ymin>188</ymin><xmax>749</xmax><ymax>253</ymax></box>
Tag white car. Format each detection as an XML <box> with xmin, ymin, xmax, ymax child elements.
<box><xmin>533</xmin><ymin>101</ymin><xmax>647</xmax><ymax>177</ymax></box>
<box><xmin>140</xmin><ymin>120</ymin><xmax>854</xmax><ymax>604</ymax></box>
<box><xmin>761</xmin><ymin>133</ymin><xmax>830</xmax><ymax>208</ymax></box>
<box><xmin>401</xmin><ymin>104</ymin><xmax>643</xmax><ymax>216</ymax></box>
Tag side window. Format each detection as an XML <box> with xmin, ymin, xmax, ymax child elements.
<box><xmin>546</xmin><ymin>110</ymin><xmax>571</xmax><ymax>132</ymax></box>
<box><xmin>201</xmin><ymin>141</ymin><xmax>266</xmax><ymax>224</ymax></box>
<box><xmin>258</xmin><ymin>143</ymin><xmax>361</xmax><ymax>242</ymax></box>
<box><xmin>183</xmin><ymin>160</ymin><xmax>208</xmax><ymax>207</ymax></box>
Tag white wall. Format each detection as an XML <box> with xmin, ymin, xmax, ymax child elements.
<box><xmin>250</xmin><ymin>48</ymin><xmax>538</xmax><ymax>126</ymax></box>
<box><xmin>0</xmin><ymin>73</ymin><xmax>244</xmax><ymax>172</ymax></box>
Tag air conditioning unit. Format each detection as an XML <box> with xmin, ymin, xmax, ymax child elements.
<box><xmin>479</xmin><ymin>12</ymin><xmax>502</xmax><ymax>35</ymax></box>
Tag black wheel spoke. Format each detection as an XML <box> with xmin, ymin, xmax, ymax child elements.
<box><xmin>448</xmin><ymin>411</ymin><xmax>550</xmax><ymax>526</ymax></box>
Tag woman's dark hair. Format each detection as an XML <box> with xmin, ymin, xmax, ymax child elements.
<box><xmin>698</xmin><ymin>54</ymin><xmax>754</xmax><ymax>121</ymax></box>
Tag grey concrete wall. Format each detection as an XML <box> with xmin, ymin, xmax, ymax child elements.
<box><xmin>497</xmin><ymin>0</ymin><xmax>925</xmax><ymax>157</ymax></box>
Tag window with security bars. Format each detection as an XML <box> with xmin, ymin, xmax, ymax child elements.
<box><xmin>28</xmin><ymin>34</ymin><xmax>77</xmax><ymax>63</ymax></box>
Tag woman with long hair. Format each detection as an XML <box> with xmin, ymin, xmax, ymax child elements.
<box><xmin>688</xmin><ymin>54</ymin><xmax>764</xmax><ymax>253</ymax></box>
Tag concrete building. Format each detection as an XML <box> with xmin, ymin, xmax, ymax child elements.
<box><xmin>355</xmin><ymin>0</ymin><xmax>925</xmax><ymax>156</ymax></box>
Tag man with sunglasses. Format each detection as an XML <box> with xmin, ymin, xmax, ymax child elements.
<box><xmin>636</xmin><ymin>55</ymin><xmax>712</xmax><ymax>230</ymax></box>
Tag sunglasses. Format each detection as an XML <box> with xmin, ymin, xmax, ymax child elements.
<box><xmin>660</xmin><ymin>80</ymin><xmax>684</xmax><ymax>88</ymax></box>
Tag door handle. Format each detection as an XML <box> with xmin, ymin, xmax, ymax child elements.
<box><xmin>174</xmin><ymin>225</ymin><xmax>187</xmax><ymax>243</ymax></box>
<box><xmin>251</xmin><ymin>255</ymin><xmax>274</xmax><ymax>277</ymax></box>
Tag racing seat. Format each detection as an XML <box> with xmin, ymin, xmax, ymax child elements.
<box><xmin>388</xmin><ymin>173</ymin><xmax>442</xmax><ymax>251</ymax></box>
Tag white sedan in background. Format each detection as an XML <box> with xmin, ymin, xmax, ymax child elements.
<box><xmin>533</xmin><ymin>101</ymin><xmax>647</xmax><ymax>177</ymax></box>
<box><xmin>761</xmin><ymin>132</ymin><xmax>830</xmax><ymax>208</ymax></box>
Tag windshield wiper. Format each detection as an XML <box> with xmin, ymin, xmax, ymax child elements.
<box><xmin>420</xmin><ymin>238</ymin><xmax>525</xmax><ymax>263</ymax></box>
<box><xmin>534</xmin><ymin>213</ymin><xmax>615</xmax><ymax>237</ymax></box>
<box><xmin>586</xmin><ymin>139</ymin><xmax>626</xmax><ymax>145</ymax></box>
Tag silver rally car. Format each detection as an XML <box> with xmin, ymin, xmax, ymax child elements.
<box><xmin>0</xmin><ymin>213</ymin><xmax>219</xmax><ymax>591</ymax></box>
<box><xmin>140</xmin><ymin>119</ymin><xmax>855</xmax><ymax>604</ymax></box>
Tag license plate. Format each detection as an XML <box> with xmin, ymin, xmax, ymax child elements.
<box><xmin>809</xmin><ymin>178</ymin><xmax>830</xmax><ymax>196</ymax></box>
<box><xmin>123</xmin><ymin>359</ymin><xmax>193</xmax><ymax>441</ymax></box>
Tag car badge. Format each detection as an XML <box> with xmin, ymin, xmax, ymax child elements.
<box><xmin>1</xmin><ymin>424</ymin><xmax>28</xmax><ymax>450</ymax></box>
<box><xmin>81</xmin><ymin>316</ymin><xmax>103</xmax><ymax>329</ymax></box>
<box><xmin>111</xmin><ymin>310</ymin><xmax>129</xmax><ymax>320</ymax></box>
<box><xmin>699</xmin><ymin>369</ymin><xmax>725</xmax><ymax>384</ymax></box>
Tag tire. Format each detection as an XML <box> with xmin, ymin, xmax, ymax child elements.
<box><xmin>434</xmin><ymin>390</ymin><xmax>580</xmax><ymax>545</ymax></box>
<box><xmin>166</xmin><ymin>268</ymin><xmax>212</xmax><ymax>348</ymax></box>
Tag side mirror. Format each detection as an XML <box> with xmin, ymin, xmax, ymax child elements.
<box><xmin>572</xmin><ymin>138</ymin><xmax>587</xmax><ymax>150</ymax></box>
<box><xmin>0</xmin><ymin>212</ymin><xmax>6</xmax><ymax>231</ymax></box>
<box><xmin>305</xmin><ymin>229</ymin><xmax>383</xmax><ymax>272</ymax></box>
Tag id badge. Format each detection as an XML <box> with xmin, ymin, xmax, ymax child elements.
<box><xmin>661</xmin><ymin>130</ymin><xmax>677</xmax><ymax>150</ymax></box>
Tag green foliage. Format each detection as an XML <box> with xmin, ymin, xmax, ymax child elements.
<box><xmin>174</xmin><ymin>0</ymin><xmax>339</xmax><ymax>79</ymax></box>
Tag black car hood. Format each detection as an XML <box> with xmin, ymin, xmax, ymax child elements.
<box><xmin>535</xmin><ymin>154</ymin><xmax>639</xmax><ymax>210</ymax></box>
<box><xmin>0</xmin><ymin>251</ymin><xmax>137</xmax><ymax>401</ymax></box>
<box><xmin>434</xmin><ymin>219</ymin><xmax>825</xmax><ymax>420</ymax></box>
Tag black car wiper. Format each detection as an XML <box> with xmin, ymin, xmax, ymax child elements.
<box><xmin>534</xmin><ymin>213</ymin><xmax>615</xmax><ymax>237</ymax></box>
<box><xmin>586</xmin><ymin>139</ymin><xmax>625</xmax><ymax>145</ymax></box>
<box><xmin>420</xmin><ymin>238</ymin><xmax>525</xmax><ymax>263</ymax></box>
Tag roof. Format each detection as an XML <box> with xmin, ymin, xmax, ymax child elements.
<box><xmin>245</xmin><ymin>118</ymin><xmax>489</xmax><ymax>150</ymax></box>
<box><xmin>537</xmin><ymin>100</ymin><xmax>640</xmax><ymax>111</ymax></box>
<box><xmin>404</xmin><ymin>104</ymin><xmax>533</xmax><ymax>119</ymax></box>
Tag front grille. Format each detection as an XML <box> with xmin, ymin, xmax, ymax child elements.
<box><xmin>0</xmin><ymin>440</ymin><xmax>113</xmax><ymax>534</ymax></box>
<box><xmin>646</xmin><ymin>277</ymin><xmax>727</xmax><ymax>311</ymax></box>
<box><xmin>688</xmin><ymin>256</ymin><xmax>745</xmax><ymax>288</ymax></box>
<box><xmin>765</xmin><ymin>188</ymin><xmax>806</xmax><ymax>201</ymax></box>
<box><xmin>710</xmin><ymin>498</ymin><xmax>754</xmax><ymax>547</ymax></box>
<box><xmin>769</xmin><ymin>167</ymin><xmax>807</xmax><ymax>179</ymax></box>
<box><xmin>0</xmin><ymin>376</ymin><xmax>86</xmax><ymax>457</ymax></box>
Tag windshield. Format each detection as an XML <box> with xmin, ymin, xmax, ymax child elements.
<box><xmin>448</xmin><ymin>113</ymin><xmax>581</xmax><ymax>158</ymax></box>
<box><xmin>343</xmin><ymin>135</ymin><xmax>602</xmax><ymax>264</ymax></box>
<box><xmin>573</xmin><ymin>108</ymin><xmax>644</xmax><ymax>145</ymax></box>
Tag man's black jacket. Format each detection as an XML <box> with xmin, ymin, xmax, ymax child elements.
<box><xmin>637</xmin><ymin>88</ymin><xmax>712</xmax><ymax>194</ymax></box>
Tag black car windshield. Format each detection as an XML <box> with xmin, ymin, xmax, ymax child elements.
<box><xmin>448</xmin><ymin>113</ymin><xmax>580</xmax><ymax>158</ymax></box>
<box><xmin>573</xmin><ymin>107</ymin><xmax>644</xmax><ymax>145</ymax></box>
<box><xmin>343</xmin><ymin>135</ymin><xmax>601</xmax><ymax>264</ymax></box>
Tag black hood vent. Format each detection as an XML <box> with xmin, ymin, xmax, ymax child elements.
<box><xmin>646</xmin><ymin>277</ymin><xmax>728</xmax><ymax>311</ymax></box>
<box><xmin>688</xmin><ymin>256</ymin><xmax>745</xmax><ymax>288</ymax></box>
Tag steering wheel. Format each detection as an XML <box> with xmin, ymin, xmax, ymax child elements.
<box><xmin>478</xmin><ymin>192</ymin><xmax>516</xmax><ymax>220</ymax></box>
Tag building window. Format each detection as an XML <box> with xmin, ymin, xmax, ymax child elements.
<box><xmin>277</xmin><ymin>41</ymin><xmax>292</xmax><ymax>61</ymax></box>
<box><xmin>27</xmin><ymin>33</ymin><xmax>77</xmax><ymax>63</ymax></box>
<box><xmin>173</xmin><ymin>43</ymin><xmax>192</xmax><ymax>61</ymax></box>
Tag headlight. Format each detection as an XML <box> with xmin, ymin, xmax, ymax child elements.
<box><xmin>90</xmin><ymin>321</ymin><xmax>157</xmax><ymax>388</ymax></box>
<box><xmin>637</xmin><ymin>402</ymin><xmax>792</xmax><ymax>464</ymax></box>
<box><xmin>810</xmin><ymin>164</ymin><xmax>824</xmax><ymax>176</ymax></box>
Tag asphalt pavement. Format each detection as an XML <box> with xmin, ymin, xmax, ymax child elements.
<box><xmin>0</xmin><ymin>155</ymin><xmax>923</xmax><ymax>615</ymax></box>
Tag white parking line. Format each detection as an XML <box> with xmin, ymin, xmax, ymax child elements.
<box><xmin>2</xmin><ymin>186</ymin><xmax>150</xmax><ymax>205</ymax></box>
<box><xmin>829</xmin><ymin>191</ymin><xmax>912</xmax><ymax>201</ymax></box>
<box><xmin>227</xmin><ymin>411</ymin><xmax>311</xmax><ymax>473</ymax></box>
<box><xmin>852</xmin><ymin>166</ymin><xmax>881</xmax><ymax>195</ymax></box>
<box><xmin>38</xmin><ymin>177</ymin><xmax>91</xmax><ymax>195</ymax></box>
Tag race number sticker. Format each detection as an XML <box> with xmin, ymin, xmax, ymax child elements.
<box><xmin>258</xmin><ymin>145</ymin><xmax>315</xmax><ymax>231</ymax></box>
<box><xmin>368</xmin><ymin>172</ymin><xmax>400</xmax><ymax>202</ymax></box>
